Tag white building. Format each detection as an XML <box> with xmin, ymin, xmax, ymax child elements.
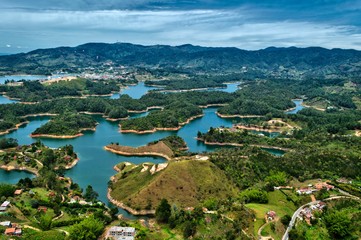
<box><xmin>107</xmin><ymin>226</ymin><xmax>136</xmax><ymax>240</ymax></box>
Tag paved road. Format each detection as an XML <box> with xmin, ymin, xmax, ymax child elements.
<box><xmin>282</xmin><ymin>193</ymin><xmax>360</xmax><ymax>240</ymax></box>
<box><xmin>282</xmin><ymin>200</ymin><xmax>319</xmax><ymax>240</ymax></box>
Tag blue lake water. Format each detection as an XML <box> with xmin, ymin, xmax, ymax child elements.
<box><xmin>110</xmin><ymin>82</ymin><xmax>159</xmax><ymax>99</ymax></box>
<box><xmin>0</xmin><ymin>80</ymin><xmax>285</xmax><ymax>219</ymax></box>
<box><xmin>0</xmin><ymin>74</ymin><xmax>73</xmax><ymax>84</ymax></box>
<box><xmin>286</xmin><ymin>99</ymin><xmax>305</xmax><ymax>114</ymax></box>
<box><xmin>0</xmin><ymin>75</ymin><xmax>49</xmax><ymax>84</ymax></box>
<box><xmin>0</xmin><ymin>95</ymin><xmax>17</xmax><ymax>104</ymax></box>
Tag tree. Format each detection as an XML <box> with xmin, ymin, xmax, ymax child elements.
<box><xmin>68</xmin><ymin>215</ymin><xmax>104</xmax><ymax>240</ymax></box>
<box><xmin>38</xmin><ymin>213</ymin><xmax>52</xmax><ymax>230</ymax></box>
<box><xmin>281</xmin><ymin>214</ymin><xmax>291</xmax><ymax>226</ymax></box>
<box><xmin>324</xmin><ymin>210</ymin><xmax>353</xmax><ymax>239</ymax></box>
<box><xmin>155</xmin><ymin>198</ymin><xmax>171</xmax><ymax>223</ymax></box>
<box><xmin>83</xmin><ymin>185</ymin><xmax>99</xmax><ymax>202</ymax></box>
<box><xmin>0</xmin><ymin>183</ymin><xmax>15</xmax><ymax>198</ymax></box>
<box><xmin>265</xmin><ymin>171</ymin><xmax>288</xmax><ymax>188</ymax></box>
<box><xmin>183</xmin><ymin>221</ymin><xmax>196</xmax><ymax>239</ymax></box>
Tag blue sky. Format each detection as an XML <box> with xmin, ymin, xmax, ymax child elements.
<box><xmin>1</xmin><ymin>0</ymin><xmax>361</xmax><ymax>53</ymax></box>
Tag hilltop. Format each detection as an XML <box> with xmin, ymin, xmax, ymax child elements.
<box><xmin>108</xmin><ymin>159</ymin><xmax>237</xmax><ymax>211</ymax></box>
<box><xmin>1</xmin><ymin>43</ymin><xmax>361</xmax><ymax>78</ymax></box>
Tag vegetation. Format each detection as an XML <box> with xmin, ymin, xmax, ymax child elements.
<box><xmin>68</xmin><ymin>215</ymin><xmax>104</xmax><ymax>240</ymax></box>
<box><xmin>155</xmin><ymin>199</ymin><xmax>171</xmax><ymax>223</ymax></box>
<box><xmin>0</xmin><ymin>138</ymin><xmax>18</xmax><ymax>149</ymax></box>
<box><xmin>120</xmin><ymin>101</ymin><xmax>202</xmax><ymax>131</ymax></box>
<box><xmin>32</xmin><ymin>113</ymin><xmax>97</xmax><ymax>136</ymax></box>
<box><xmin>209</xmin><ymin>145</ymin><xmax>361</xmax><ymax>189</ymax></box>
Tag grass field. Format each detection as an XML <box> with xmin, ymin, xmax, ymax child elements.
<box><xmin>246</xmin><ymin>190</ymin><xmax>297</xmax><ymax>239</ymax></box>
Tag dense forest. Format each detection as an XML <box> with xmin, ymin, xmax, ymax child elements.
<box><xmin>209</xmin><ymin>145</ymin><xmax>361</xmax><ymax>190</ymax></box>
<box><xmin>145</xmin><ymin>73</ymin><xmax>244</xmax><ymax>90</ymax></box>
<box><xmin>120</xmin><ymin>101</ymin><xmax>203</xmax><ymax>131</ymax></box>
<box><xmin>32</xmin><ymin>113</ymin><xmax>97</xmax><ymax>136</ymax></box>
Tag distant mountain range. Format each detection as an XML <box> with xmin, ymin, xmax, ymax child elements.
<box><xmin>1</xmin><ymin>42</ymin><xmax>361</xmax><ymax>78</ymax></box>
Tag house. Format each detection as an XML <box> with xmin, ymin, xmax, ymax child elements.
<box><xmin>315</xmin><ymin>183</ymin><xmax>334</xmax><ymax>191</ymax></box>
<box><xmin>37</xmin><ymin>206</ymin><xmax>47</xmax><ymax>213</ymax></box>
<box><xmin>0</xmin><ymin>207</ymin><xmax>7</xmax><ymax>212</ymax></box>
<box><xmin>5</xmin><ymin>228</ymin><xmax>16</xmax><ymax>235</ymax></box>
<box><xmin>1</xmin><ymin>201</ymin><xmax>10</xmax><ymax>208</ymax></box>
<box><xmin>107</xmin><ymin>226</ymin><xmax>136</xmax><ymax>240</ymax></box>
<box><xmin>296</xmin><ymin>188</ymin><xmax>313</xmax><ymax>195</ymax></box>
<box><xmin>14</xmin><ymin>228</ymin><xmax>22</xmax><ymax>235</ymax></box>
<box><xmin>300</xmin><ymin>208</ymin><xmax>313</xmax><ymax>220</ymax></box>
<box><xmin>0</xmin><ymin>221</ymin><xmax>11</xmax><ymax>227</ymax></box>
<box><xmin>4</xmin><ymin>227</ymin><xmax>21</xmax><ymax>236</ymax></box>
<box><xmin>267</xmin><ymin>211</ymin><xmax>277</xmax><ymax>221</ymax></box>
<box><xmin>14</xmin><ymin>189</ymin><xmax>23</xmax><ymax>195</ymax></box>
<box><xmin>337</xmin><ymin>178</ymin><xmax>352</xmax><ymax>184</ymax></box>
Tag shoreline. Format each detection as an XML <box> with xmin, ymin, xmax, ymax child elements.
<box><xmin>30</xmin><ymin>127</ymin><xmax>96</xmax><ymax>139</ymax></box>
<box><xmin>216</xmin><ymin>112</ymin><xmax>263</xmax><ymax>118</ymax></box>
<box><xmin>107</xmin><ymin>189</ymin><xmax>155</xmax><ymax>216</ymax></box>
<box><xmin>199</xmin><ymin>103</ymin><xmax>227</xmax><ymax>108</ymax></box>
<box><xmin>0</xmin><ymin>121</ymin><xmax>29</xmax><ymax>135</ymax></box>
<box><xmin>301</xmin><ymin>102</ymin><xmax>325</xmax><ymax>111</ymax></box>
<box><xmin>0</xmin><ymin>165</ymin><xmax>39</xmax><ymax>176</ymax></box>
<box><xmin>24</xmin><ymin>113</ymin><xmax>57</xmax><ymax>118</ymax></box>
<box><xmin>235</xmin><ymin>125</ymin><xmax>284</xmax><ymax>133</ymax></box>
<box><xmin>104</xmin><ymin>146</ymin><xmax>171</xmax><ymax>161</ymax></box>
<box><xmin>119</xmin><ymin>114</ymin><xmax>204</xmax><ymax>134</ymax></box>
<box><xmin>197</xmin><ymin>139</ymin><xmax>290</xmax><ymax>151</ymax></box>
<box><xmin>127</xmin><ymin>106</ymin><xmax>164</xmax><ymax>114</ymax></box>
<box><xmin>157</xmin><ymin>86</ymin><xmax>226</xmax><ymax>93</ymax></box>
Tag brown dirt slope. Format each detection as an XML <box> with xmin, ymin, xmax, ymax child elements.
<box><xmin>106</xmin><ymin>141</ymin><xmax>174</xmax><ymax>159</ymax></box>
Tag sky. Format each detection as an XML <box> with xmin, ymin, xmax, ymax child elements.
<box><xmin>1</xmin><ymin>0</ymin><xmax>361</xmax><ymax>54</ymax></box>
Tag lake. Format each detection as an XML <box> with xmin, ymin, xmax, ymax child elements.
<box><xmin>0</xmin><ymin>75</ymin><xmax>50</xmax><ymax>84</ymax></box>
<box><xmin>286</xmin><ymin>99</ymin><xmax>305</xmax><ymax>114</ymax></box>
<box><xmin>0</xmin><ymin>95</ymin><xmax>17</xmax><ymax>104</ymax></box>
<box><xmin>0</xmin><ymin>79</ymin><xmax>285</xmax><ymax>219</ymax></box>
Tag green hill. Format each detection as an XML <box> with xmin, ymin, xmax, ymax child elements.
<box><xmin>109</xmin><ymin>159</ymin><xmax>238</xmax><ymax>210</ymax></box>
<box><xmin>1</xmin><ymin>43</ymin><xmax>361</xmax><ymax>77</ymax></box>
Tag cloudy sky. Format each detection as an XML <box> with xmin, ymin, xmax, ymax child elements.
<box><xmin>1</xmin><ymin>0</ymin><xmax>361</xmax><ymax>54</ymax></box>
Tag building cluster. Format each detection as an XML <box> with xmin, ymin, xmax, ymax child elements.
<box><xmin>296</xmin><ymin>182</ymin><xmax>334</xmax><ymax>195</ymax></box>
<box><xmin>0</xmin><ymin>201</ymin><xmax>22</xmax><ymax>236</ymax></box>
<box><xmin>299</xmin><ymin>202</ymin><xmax>326</xmax><ymax>223</ymax></box>
<box><xmin>106</xmin><ymin>226</ymin><xmax>136</xmax><ymax>240</ymax></box>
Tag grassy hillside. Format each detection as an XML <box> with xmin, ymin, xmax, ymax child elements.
<box><xmin>109</xmin><ymin>160</ymin><xmax>238</xmax><ymax>210</ymax></box>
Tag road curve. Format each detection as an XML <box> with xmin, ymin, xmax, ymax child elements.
<box><xmin>282</xmin><ymin>194</ymin><xmax>360</xmax><ymax>240</ymax></box>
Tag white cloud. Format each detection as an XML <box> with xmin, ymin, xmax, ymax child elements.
<box><xmin>6</xmin><ymin>44</ymin><xmax>11</xmax><ymax>47</ymax></box>
<box><xmin>0</xmin><ymin>8</ymin><xmax>361</xmax><ymax>52</ymax></box>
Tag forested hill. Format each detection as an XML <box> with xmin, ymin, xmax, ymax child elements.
<box><xmin>1</xmin><ymin>43</ymin><xmax>361</xmax><ymax>77</ymax></box>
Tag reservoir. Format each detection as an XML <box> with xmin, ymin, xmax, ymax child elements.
<box><xmin>0</xmin><ymin>80</ymin><xmax>285</xmax><ymax>218</ymax></box>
